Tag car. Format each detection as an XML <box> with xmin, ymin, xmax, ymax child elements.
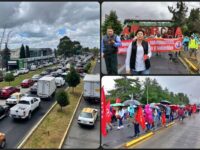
<box><xmin>9</xmin><ymin>96</ymin><xmax>41</xmax><ymax>120</ymax></box>
<box><xmin>56</xmin><ymin>69</ymin><xmax>63</xmax><ymax>74</ymax></box>
<box><xmin>77</xmin><ymin>108</ymin><xmax>98</xmax><ymax>127</ymax></box>
<box><xmin>50</xmin><ymin>72</ymin><xmax>59</xmax><ymax>77</ymax></box>
<box><xmin>37</xmin><ymin>65</ymin><xmax>42</xmax><ymax>69</ymax></box>
<box><xmin>13</xmin><ymin>70</ymin><xmax>20</xmax><ymax>77</ymax></box>
<box><xmin>5</xmin><ymin>92</ymin><xmax>24</xmax><ymax>106</ymax></box>
<box><xmin>80</xmin><ymin>72</ymin><xmax>86</xmax><ymax>78</ymax></box>
<box><xmin>41</xmin><ymin>71</ymin><xmax>48</xmax><ymax>76</ymax></box>
<box><xmin>30</xmin><ymin>82</ymin><xmax>37</xmax><ymax>94</ymax></box>
<box><xmin>30</xmin><ymin>65</ymin><xmax>37</xmax><ymax>71</ymax></box>
<box><xmin>18</xmin><ymin>68</ymin><xmax>29</xmax><ymax>74</ymax></box>
<box><xmin>0</xmin><ymin>86</ymin><xmax>20</xmax><ymax>99</ymax></box>
<box><xmin>0</xmin><ymin>105</ymin><xmax>9</xmax><ymax>120</ymax></box>
<box><xmin>55</xmin><ymin>77</ymin><xmax>65</xmax><ymax>87</ymax></box>
<box><xmin>21</xmin><ymin>79</ymin><xmax>34</xmax><ymax>88</ymax></box>
<box><xmin>0</xmin><ymin>132</ymin><xmax>6</xmax><ymax>148</ymax></box>
<box><xmin>32</xmin><ymin>74</ymin><xmax>41</xmax><ymax>82</ymax></box>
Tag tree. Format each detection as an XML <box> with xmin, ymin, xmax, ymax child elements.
<box><xmin>54</xmin><ymin>48</ymin><xmax>57</xmax><ymax>58</ymax></box>
<box><xmin>66</xmin><ymin>66</ymin><xmax>80</xmax><ymax>92</ymax></box>
<box><xmin>72</xmin><ymin>41</ymin><xmax>82</xmax><ymax>55</ymax></box>
<box><xmin>2</xmin><ymin>43</ymin><xmax>10</xmax><ymax>71</ymax></box>
<box><xmin>57</xmin><ymin>36</ymin><xmax>74</xmax><ymax>58</ymax></box>
<box><xmin>84</xmin><ymin>62</ymin><xmax>91</xmax><ymax>73</ymax></box>
<box><xmin>25</xmin><ymin>45</ymin><xmax>30</xmax><ymax>58</ymax></box>
<box><xmin>56</xmin><ymin>89</ymin><xmax>69</xmax><ymax>111</ymax></box>
<box><xmin>20</xmin><ymin>44</ymin><xmax>26</xmax><ymax>58</ymax></box>
<box><xmin>4</xmin><ymin>73</ymin><xmax>14</xmax><ymax>85</ymax></box>
<box><xmin>168</xmin><ymin>1</ymin><xmax>188</xmax><ymax>27</ymax></box>
<box><xmin>187</xmin><ymin>8</ymin><xmax>200</xmax><ymax>34</ymax></box>
<box><xmin>102</xmin><ymin>10</ymin><xmax>123</xmax><ymax>35</ymax></box>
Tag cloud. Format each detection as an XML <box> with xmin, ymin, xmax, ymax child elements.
<box><xmin>0</xmin><ymin>2</ymin><xmax>100</xmax><ymax>49</ymax></box>
<box><xmin>102</xmin><ymin>2</ymin><xmax>200</xmax><ymax>22</ymax></box>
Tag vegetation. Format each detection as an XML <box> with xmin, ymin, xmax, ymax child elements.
<box><xmin>56</xmin><ymin>90</ymin><xmax>69</xmax><ymax>111</ymax></box>
<box><xmin>20</xmin><ymin>44</ymin><xmax>26</xmax><ymax>58</ymax></box>
<box><xmin>102</xmin><ymin>10</ymin><xmax>123</xmax><ymax>35</ymax></box>
<box><xmin>4</xmin><ymin>72</ymin><xmax>14</xmax><ymax>85</ymax></box>
<box><xmin>84</xmin><ymin>62</ymin><xmax>91</xmax><ymax>73</ymax></box>
<box><xmin>66</xmin><ymin>66</ymin><xmax>80</xmax><ymax>92</ymax></box>
<box><xmin>106</xmin><ymin>77</ymin><xmax>190</xmax><ymax>105</ymax></box>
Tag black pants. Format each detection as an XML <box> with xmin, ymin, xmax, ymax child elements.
<box><xmin>104</xmin><ymin>53</ymin><xmax>118</xmax><ymax>75</ymax></box>
<box><xmin>134</xmin><ymin>123</ymin><xmax>140</xmax><ymax>136</ymax></box>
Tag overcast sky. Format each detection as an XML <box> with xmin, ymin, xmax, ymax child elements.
<box><xmin>0</xmin><ymin>2</ymin><xmax>100</xmax><ymax>50</ymax></box>
<box><xmin>102</xmin><ymin>2</ymin><xmax>200</xmax><ymax>22</ymax></box>
<box><xmin>102</xmin><ymin>76</ymin><xmax>200</xmax><ymax>104</ymax></box>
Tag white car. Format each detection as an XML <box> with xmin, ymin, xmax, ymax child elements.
<box><xmin>32</xmin><ymin>74</ymin><xmax>41</xmax><ymax>82</ymax></box>
<box><xmin>30</xmin><ymin>65</ymin><xmax>37</xmax><ymax>71</ymax></box>
<box><xmin>55</xmin><ymin>77</ymin><xmax>65</xmax><ymax>87</ymax></box>
<box><xmin>56</xmin><ymin>69</ymin><xmax>63</xmax><ymax>74</ymax></box>
<box><xmin>9</xmin><ymin>96</ymin><xmax>40</xmax><ymax>120</ymax></box>
<box><xmin>19</xmin><ymin>68</ymin><xmax>29</xmax><ymax>74</ymax></box>
<box><xmin>77</xmin><ymin>108</ymin><xmax>98</xmax><ymax>127</ymax></box>
<box><xmin>6</xmin><ymin>92</ymin><xmax>24</xmax><ymax>106</ymax></box>
<box><xmin>13</xmin><ymin>70</ymin><xmax>20</xmax><ymax>77</ymax></box>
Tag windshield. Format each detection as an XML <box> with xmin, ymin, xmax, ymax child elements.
<box><xmin>10</xmin><ymin>95</ymin><xmax>17</xmax><ymax>99</ymax></box>
<box><xmin>22</xmin><ymin>79</ymin><xmax>28</xmax><ymax>83</ymax></box>
<box><xmin>18</xmin><ymin>100</ymin><xmax>30</xmax><ymax>105</ymax></box>
<box><xmin>79</xmin><ymin>112</ymin><xmax>93</xmax><ymax>118</ymax></box>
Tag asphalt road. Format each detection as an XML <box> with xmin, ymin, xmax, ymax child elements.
<box><xmin>101</xmin><ymin>53</ymin><xmax>188</xmax><ymax>74</ymax></box>
<box><xmin>0</xmin><ymin>85</ymin><xmax>67</xmax><ymax>148</ymax></box>
<box><xmin>133</xmin><ymin>113</ymin><xmax>200</xmax><ymax>148</ymax></box>
<box><xmin>62</xmin><ymin>61</ymin><xmax>100</xmax><ymax>149</ymax></box>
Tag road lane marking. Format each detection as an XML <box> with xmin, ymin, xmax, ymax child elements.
<box><xmin>184</xmin><ymin>58</ymin><xmax>198</xmax><ymax>72</ymax></box>
<box><xmin>124</xmin><ymin>132</ymin><xmax>154</xmax><ymax>148</ymax></box>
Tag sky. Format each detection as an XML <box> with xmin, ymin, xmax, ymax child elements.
<box><xmin>102</xmin><ymin>76</ymin><xmax>200</xmax><ymax>104</ymax></box>
<box><xmin>102</xmin><ymin>2</ymin><xmax>200</xmax><ymax>22</ymax></box>
<box><xmin>0</xmin><ymin>2</ymin><xmax>100</xmax><ymax>50</ymax></box>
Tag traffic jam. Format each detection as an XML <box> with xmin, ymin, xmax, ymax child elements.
<box><xmin>0</xmin><ymin>53</ymin><xmax>98</xmax><ymax>148</ymax></box>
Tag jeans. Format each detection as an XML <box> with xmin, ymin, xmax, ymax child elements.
<box><xmin>104</xmin><ymin>53</ymin><xmax>118</xmax><ymax>75</ymax></box>
<box><xmin>131</xmin><ymin>69</ymin><xmax>150</xmax><ymax>75</ymax></box>
<box><xmin>118</xmin><ymin>118</ymin><xmax>123</xmax><ymax>126</ymax></box>
<box><xmin>146</xmin><ymin>123</ymin><xmax>151</xmax><ymax>130</ymax></box>
<box><xmin>134</xmin><ymin>123</ymin><xmax>140</xmax><ymax>136</ymax></box>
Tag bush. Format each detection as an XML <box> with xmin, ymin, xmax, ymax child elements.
<box><xmin>66</xmin><ymin>66</ymin><xmax>80</xmax><ymax>92</ymax></box>
<box><xmin>56</xmin><ymin>89</ymin><xmax>69</xmax><ymax>111</ymax></box>
<box><xmin>84</xmin><ymin>62</ymin><xmax>91</xmax><ymax>73</ymax></box>
<box><xmin>4</xmin><ymin>73</ymin><xmax>15</xmax><ymax>85</ymax></box>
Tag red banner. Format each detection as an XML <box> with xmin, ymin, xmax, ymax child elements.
<box><xmin>118</xmin><ymin>38</ymin><xmax>183</xmax><ymax>54</ymax></box>
<box><xmin>101</xmin><ymin>87</ymin><xmax>107</xmax><ymax>137</ymax></box>
<box><xmin>106</xmin><ymin>100</ymin><xmax>111</xmax><ymax>123</ymax></box>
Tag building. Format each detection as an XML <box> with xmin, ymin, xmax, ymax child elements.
<box><xmin>8</xmin><ymin>48</ymin><xmax>55</xmax><ymax>70</ymax></box>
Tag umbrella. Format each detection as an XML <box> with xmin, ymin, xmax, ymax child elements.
<box><xmin>180</xmin><ymin>105</ymin><xmax>185</xmax><ymax>108</ymax></box>
<box><xmin>150</xmin><ymin>103</ymin><xmax>156</xmax><ymax>108</ymax></box>
<box><xmin>111</xmin><ymin>103</ymin><xmax>124</xmax><ymax>107</ymax></box>
<box><xmin>156</xmin><ymin>103</ymin><xmax>167</xmax><ymax>110</ymax></box>
<box><xmin>169</xmin><ymin>105</ymin><xmax>179</xmax><ymax>110</ymax></box>
<box><xmin>123</xmin><ymin>99</ymin><xmax>141</xmax><ymax>106</ymax></box>
<box><xmin>160</xmin><ymin>100</ymin><xmax>171</xmax><ymax>105</ymax></box>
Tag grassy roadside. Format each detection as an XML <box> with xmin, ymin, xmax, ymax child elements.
<box><xmin>0</xmin><ymin>65</ymin><xmax>56</xmax><ymax>88</ymax></box>
<box><xmin>22</xmin><ymin>59</ymin><xmax>97</xmax><ymax>148</ymax></box>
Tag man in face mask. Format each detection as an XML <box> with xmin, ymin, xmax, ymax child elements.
<box><xmin>102</xmin><ymin>26</ymin><xmax>122</xmax><ymax>74</ymax></box>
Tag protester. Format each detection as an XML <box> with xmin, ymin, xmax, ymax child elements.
<box><xmin>125</xmin><ymin>29</ymin><xmax>152</xmax><ymax>75</ymax></box>
<box><xmin>102</xmin><ymin>26</ymin><xmax>122</xmax><ymax>74</ymax></box>
<box><xmin>152</xmin><ymin>108</ymin><xmax>159</xmax><ymax>130</ymax></box>
<box><xmin>188</xmin><ymin>35</ymin><xmax>198</xmax><ymax>59</ymax></box>
<box><xmin>161</xmin><ymin>110</ymin><xmax>166</xmax><ymax>127</ymax></box>
<box><xmin>178</xmin><ymin>107</ymin><xmax>184</xmax><ymax>123</ymax></box>
<box><xmin>165</xmin><ymin>106</ymin><xmax>171</xmax><ymax>123</ymax></box>
<box><xmin>144</xmin><ymin>104</ymin><xmax>153</xmax><ymax>132</ymax></box>
<box><xmin>182</xmin><ymin>35</ymin><xmax>189</xmax><ymax>52</ymax></box>
<box><xmin>116</xmin><ymin>106</ymin><xmax>124</xmax><ymax>129</ymax></box>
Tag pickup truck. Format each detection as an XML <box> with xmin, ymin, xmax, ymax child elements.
<box><xmin>9</xmin><ymin>96</ymin><xmax>40</xmax><ymax>120</ymax></box>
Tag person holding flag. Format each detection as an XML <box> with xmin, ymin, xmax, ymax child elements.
<box><xmin>101</xmin><ymin>86</ymin><xmax>107</xmax><ymax>137</ymax></box>
<box><xmin>131</xmin><ymin>105</ymin><xmax>146</xmax><ymax>137</ymax></box>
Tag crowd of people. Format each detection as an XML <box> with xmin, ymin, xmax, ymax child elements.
<box><xmin>106</xmin><ymin>102</ymin><xmax>199</xmax><ymax>138</ymax></box>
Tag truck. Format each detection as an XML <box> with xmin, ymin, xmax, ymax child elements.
<box><xmin>83</xmin><ymin>74</ymin><xmax>100</xmax><ymax>103</ymax></box>
<box><xmin>37</xmin><ymin>76</ymin><xmax>56</xmax><ymax>100</ymax></box>
<box><xmin>9</xmin><ymin>96</ymin><xmax>40</xmax><ymax>120</ymax></box>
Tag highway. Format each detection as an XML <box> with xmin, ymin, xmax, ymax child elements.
<box><xmin>133</xmin><ymin>113</ymin><xmax>200</xmax><ymax>149</ymax></box>
<box><xmin>0</xmin><ymin>85</ymin><xmax>67</xmax><ymax>148</ymax></box>
<box><xmin>62</xmin><ymin>61</ymin><xmax>100</xmax><ymax>149</ymax></box>
<box><xmin>102</xmin><ymin>53</ymin><xmax>189</xmax><ymax>74</ymax></box>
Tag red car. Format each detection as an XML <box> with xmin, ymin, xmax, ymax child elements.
<box><xmin>21</xmin><ymin>79</ymin><xmax>34</xmax><ymax>88</ymax></box>
<box><xmin>0</xmin><ymin>86</ymin><xmax>20</xmax><ymax>99</ymax></box>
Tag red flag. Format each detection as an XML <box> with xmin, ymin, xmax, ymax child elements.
<box><xmin>116</xmin><ymin>98</ymin><xmax>121</xmax><ymax>103</ymax></box>
<box><xmin>101</xmin><ymin>87</ymin><xmax>107</xmax><ymax>137</ymax></box>
<box><xmin>135</xmin><ymin>106</ymin><xmax>146</xmax><ymax>130</ymax></box>
<box><xmin>161</xmin><ymin>112</ymin><xmax>166</xmax><ymax>125</ymax></box>
<box><xmin>106</xmin><ymin>100</ymin><xmax>111</xmax><ymax>123</ymax></box>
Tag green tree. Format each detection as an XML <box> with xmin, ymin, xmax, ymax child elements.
<box><xmin>187</xmin><ymin>8</ymin><xmax>200</xmax><ymax>34</ymax></box>
<box><xmin>25</xmin><ymin>45</ymin><xmax>30</xmax><ymax>58</ymax></box>
<box><xmin>56</xmin><ymin>89</ymin><xmax>69</xmax><ymax>111</ymax></box>
<box><xmin>66</xmin><ymin>66</ymin><xmax>80</xmax><ymax>92</ymax></box>
<box><xmin>2</xmin><ymin>43</ymin><xmax>10</xmax><ymax>71</ymax></box>
<box><xmin>4</xmin><ymin>73</ymin><xmax>14</xmax><ymax>85</ymax></box>
<box><xmin>102</xmin><ymin>10</ymin><xmax>123</xmax><ymax>35</ymax></box>
<box><xmin>168</xmin><ymin>1</ymin><xmax>188</xmax><ymax>27</ymax></box>
<box><xmin>107</xmin><ymin>77</ymin><xmax>142</xmax><ymax>104</ymax></box>
<box><xmin>72</xmin><ymin>41</ymin><xmax>82</xmax><ymax>55</ymax></box>
<box><xmin>84</xmin><ymin>62</ymin><xmax>91</xmax><ymax>73</ymax></box>
<box><xmin>57</xmin><ymin>36</ymin><xmax>74</xmax><ymax>58</ymax></box>
<box><xmin>20</xmin><ymin>44</ymin><xmax>26</xmax><ymax>58</ymax></box>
